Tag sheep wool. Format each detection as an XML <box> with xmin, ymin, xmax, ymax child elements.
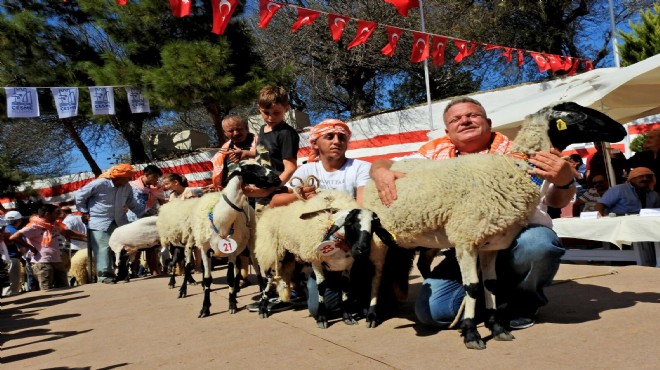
<box><xmin>69</xmin><ymin>250</ymin><xmax>96</xmax><ymax>285</ymax></box>
<box><xmin>109</xmin><ymin>216</ymin><xmax>160</xmax><ymax>258</ymax></box>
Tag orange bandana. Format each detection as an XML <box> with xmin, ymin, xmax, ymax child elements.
<box><xmin>211</xmin><ymin>135</ymin><xmax>258</xmax><ymax>189</ymax></box>
<box><xmin>628</xmin><ymin>166</ymin><xmax>656</xmax><ymax>189</ymax></box>
<box><xmin>99</xmin><ymin>164</ymin><xmax>137</xmax><ymax>179</ymax></box>
<box><xmin>26</xmin><ymin>216</ymin><xmax>65</xmax><ymax>249</ymax></box>
<box><xmin>418</xmin><ymin>132</ymin><xmax>512</xmax><ymax>159</ymax></box>
<box><xmin>308</xmin><ymin>119</ymin><xmax>352</xmax><ymax>162</ymax></box>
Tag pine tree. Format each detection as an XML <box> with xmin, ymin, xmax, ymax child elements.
<box><xmin>618</xmin><ymin>4</ymin><xmax>660</xmax><ymax>66</ymax></box>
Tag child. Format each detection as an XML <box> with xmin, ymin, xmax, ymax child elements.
<box><xmin>242</xmin><ymin>85</ymin><xmax>300</xmax><ymax>206</ymax></box>
<box><xmin>162</xmin><ymin>173</ymin><xmax>197</xmax><ymax>201</ymax></box>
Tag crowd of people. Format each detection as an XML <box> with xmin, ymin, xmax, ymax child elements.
<box><xmin>2</xmin><ymin>87</ymin><xmax>659</xmax><ymax>334</ymax></box>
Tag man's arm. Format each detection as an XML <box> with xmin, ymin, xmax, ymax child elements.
<box><xmin>529</xmin><ymin>149</ymin><xmax>576</xmax><ymax>208</ymax></box>
<box><xmin>594</xmin><ymin>202</ymin><xmax>607</xmax><ymax>216</ymax></box>
<box><xmin>369</xmin><ymin>158</ymin><xmax>407</xmax><ymax>207</ymax></box>
<box><xmin>61</xmin><ymin>228</ymin><xmax>87</xmax><ymax>241</ymax></box>
<box><xmin>74</xmin><ymin>181</ymin><xmax>95</xmax><ymax>213</ymax></box>
<box><xmin>9</xmin><ymin>230</ymin><xmax>36</xmax><ymax>254</ymax></box>
<box><xmin>125</xmin><ymin>186</ymin><xmax>146</xmax><ymax>216</ymax></box>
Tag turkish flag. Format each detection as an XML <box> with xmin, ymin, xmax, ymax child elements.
<box><xmin>546</xmin><ymin>54</ymin><xmax>565</xmax><ymax>72</ymax></box>
<box><xmin>385</xmin><ymin>0</ymin><xmax>420</xmax><ymax>17</ymax></box>
<box><xmin>116</xmin><ymin>0</ymin><xmax>127</xmax><ymax>4</ymax></box>
<box><xmin>561</xmin><ymin>56</ymin><xmax>574</xmax><ymax>71</ymax></box>
<box><xmin>328</xmin><ymin>14</ymin><xmax>350</xmax><ymax>42</ymax></box>
<box><xmin>170</xmin><ymin>0</ymin><xmax>192</xmax><ymax>18</ymax></box>
<box><xmin>258</xmin><ymin>0</ymin><xmax>284</xmax><ymax>28</ymax></box>
<box><xmin>501</xmin><ymin>47</ymin><xmax>513</xmax><ymax>63</ymax></box>
<box><xmin>517</xmin><ymin>49</ymin><xmax>524</xmax><ymax>67</ymax></box>
<box><xmin>530</xmin><ymin>52</ymin><xmax>550</xmax><ymax>73</ymax></box>
<box><xmin>292</xmin><ymin>8</ymin><xmax>320</xmax><ymax>32</ymax></box>
<box><xmin>584</xmin><ymin>60</ymin><xmax>594</xmax><ymax>71</ymax></box>
<box><xmin>381</xmin><ymin>26</ymin><xmax>402</xmax><ymax>57</ymax></box>
<box><xmin>454</xmin><ymin>40</ymin><xmax>475</xmax><ymax>63</ymax></box>
<box><xmin>567</xmin><ymin>58</ymin><xmax>580</xmax><ymax>76</ymax></box>
<box><xmin>211</xmin><ymin>0</ymin><xmax>238</xmax><ymax>35</ymax></box>
<box><xmin>484</xmin><ymin>44</ymin><xmax>501</xmax><ymax>51</ymax></box>
<box><xmin>347</xmin><ymin>20</ymin><xmax>377</xmax><ymax>49</ymax></box>
<box><xmin>431</xmin><ymin>36</ymin><xmax>448</xmax><ymax>66</ymax></box>
<box><xmin>410</xmin><ymin>32</ymin><xmax>429</xmax><ymax>63</ymax></box>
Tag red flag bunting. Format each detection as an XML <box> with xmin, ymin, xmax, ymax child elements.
<box><xmin>562</xmin><ymin>56</ymin><xmax>574</xmax><ymax>71</ymax></box>
<box><xmin>170</xmin><ymin>0</ymin><xmax>192</xmax><ymax>18</ymax></box>
<box><xmin>454</xmin><ymin>40</ymin><xmax>476</xmax><ymax>63</ymax></box>
<box><xmin>211</xmin><ymin>0</ymin><xmax>238</xmax><ymax>35</ymax></box>
<box><xmin>328</xmin><ymin>14</ymin><xmax>350</xmax><ymax>42</ymax></box>
<box><xmin>431</xmin><ymin>36</ymin><xmax>448</xmax><ymax>66</ymax></box>
<box><xmin>501</xmin><ymin>47</ymin><xmax>513</xmax><ymax>63</ymax></box>
<box><xmin>347</xmin><ymin>20</ymin><xmax>377</xmax><ymax>49</ymax></box>
<box><xmin>546</xmin><ymin>54</ymin><xmax>565</xmax><ymax>72</ymax></box>
<box><xmin>584</xmin><ymin>60</ymin><xmax>594</xmax><ymax>71</ymax></box>
<box><xmin>116</xmin><ymin>0</ymin><xmax>127</xmax><ymax>4</ymax></box>
<box><xmin>385</xmin><ymin>0</ymin><xmax>420</xmax><ymax>17</ymax></box>
<box><xmin>258</xmin><ymin>0</ymin><xmax>284</xmax><ymax>28</ymax></box>
<box><xmin>410</xmin><ymin>32</ymin><xmax>430</xmax><ymax>63</ymax></box>
<box><xmin>530</xmin><ymin>52</ymin><xmax>550</xmax><ymax>73</ymax></box>
<box><xmin>381</xmin><ymin>26</ymin><xmax>402</xmax><ymax>57</ymax></box>
<box><xmin>517</xmin><ymin>49</ymin><xmax>524</xmax><ymax>67</ymax></box>
<box><xmin>484</xmin><ymin>44</ymin><xmax>501</xmax><ymax>51</ymax></box>
<box><xmin>292</xmin><ymin>8</ymin><xmax>321</xmax><ymax>32</ymax></box>
<box><xmin>567</xmin><ymin>58</ymin><xmax>580</xmax><ymax>76</ymax></box>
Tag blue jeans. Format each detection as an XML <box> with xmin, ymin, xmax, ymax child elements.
<box><xmin>415</xmin><ymin>224</ymin><xmax>565</xmax><ymax>327</ymax></box>
<box><xmin>306</xmin><ymin>271</ymin><xmax>342</xmax><ymax>317</ymax></box>
<box><xmin>90</xmin><ymin>223</ymin><xmax>118</xmax><ymax>280</ymax></box>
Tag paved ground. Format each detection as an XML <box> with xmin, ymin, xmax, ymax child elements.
<box><xmin>2</xmin><ymin>262</ymin><xmax>660</xmax><ymax>370</ymax></box>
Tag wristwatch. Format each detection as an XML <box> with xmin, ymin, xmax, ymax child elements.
<box><xmin>554</xmin><ymin>180</ymin><xmax>575</xmax><ymax>189</ymax></box>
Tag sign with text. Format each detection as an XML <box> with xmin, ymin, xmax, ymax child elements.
<box><xmin>5</xmin><ymin>87</ymin><xmax>39</xmax><ymax>118</ymax></box>
<box><xmin>88</xmin><ymin>86</ymin><xmax>115</xmax><ymax>115</ymax></box>
<box><xmin>125</xmin><ymin>87</ymin><xmax>150</xmax><ymax>113</ymax></box>
<box><xmin>50</xmin><ymin>87</ymin><xmax>79</xmax><ymax>118</ymax></box>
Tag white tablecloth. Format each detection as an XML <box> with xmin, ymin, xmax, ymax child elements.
<box><xmin>552</xmin><ymin>215</ymin><xmax>660</xmax><ymax>248</ymax></box>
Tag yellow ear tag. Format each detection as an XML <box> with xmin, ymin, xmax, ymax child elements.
<box><xmin>556</xmin><ymin>119</ymin><xmax>567</xmax><ymax>131</ymax></box>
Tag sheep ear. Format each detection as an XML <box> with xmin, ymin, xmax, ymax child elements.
<box><xmin>299</xmin><ymin>208</ymin><xmax>340</xmax><ymax>220</ymax></box>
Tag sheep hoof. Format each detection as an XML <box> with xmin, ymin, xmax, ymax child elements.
<box><xmin>464</xmin><ymin>339</ymin><xmax>486</xmax><ymax>350</ymax></box>
<box><xmin>493</xmin><ymin>331</ymin><xmax>515</xmax><ymax>341</ymax></box>
<box><xmin>316</xmin><ymin>319</ymin><xmax>329</xmax><ymax>329</ymax></box>
<box><xmin>366</xmin><ymin>313</ymin><xmax>379</xmax><ymax>328</ymax></box>
<box><xmin>229</xmin><ymin>303</ymin><xmax>237</xmax><ymax>314</ymax></box>
<box><xmin>342</xmin><ymin>315</ymin><xmax>358</xmax><ymax>326</ymax></box>
<box><xmin>259</xmin><ymin>311</ymin><xmax>268</xmax><ymax>319</ymax></box>
<box><xmin>198</xmin><ymin>307</ymin><xmax>210</xmax><ymax>318</ymax></box>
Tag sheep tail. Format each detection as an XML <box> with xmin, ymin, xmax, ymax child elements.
<box><xmin>448</xmin><ymin>296</ymin><xmax>466</xmax><ymax>329</ymax></box>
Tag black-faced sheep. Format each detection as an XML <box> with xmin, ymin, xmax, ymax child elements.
<box><xmin>363</xmin><ymin>102</ymin><xmax>627</xmax><ymax>349</ymax></box>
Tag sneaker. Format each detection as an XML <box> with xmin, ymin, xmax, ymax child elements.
<box><xmin>267</xmin><ymin>298</ymin><xmax>294</xmax><ymax>313</ymax></box>
<box><xmin>246</xmin><ymin>301</ymin><xmax>261</xmax><ymax>312</ymax></box>
<box><xmin>509</xmin><ymin>317</ymin><xmax>535</xmax><ymax>330</ymax></box>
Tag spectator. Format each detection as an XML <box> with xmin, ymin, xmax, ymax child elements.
<box><xmin>1</xmin><ymin>211</ymin><xmax>25</xmax><ymax>296</ymax></box>
<box><xmin>74</xmin><ymin>164</ymin><xmax>145</xmax><ymax>284</ymax></box>
<box><xmin>60</xmin><ymin>207</ymin><xmax>87</xmax><ymax>255</ymax></box>
<box><xmin>586</xmin><ymin>141</ymin><xmax>629</xmax><ymax>185</ymax></box>
<box><xmin>209</xmin><ymin>115</ymin><xmax>258</xmax><ymax>191</ymax></box>
<box><xmin>628</xmin><ymin>128</ymin><xmax>660</xmax><ymax>192</ymax></box>
<box><xmin>573</xmin><ymin>174</ymin><xmax>610</xmax><ymax>215</ymax></box>
<box><xmin>595</xmin><ymin>167</ymin><xmax>660</xmax><ymax>216</ymax></box>
<box><xmin>9</xmin><ymin>204</ymin><xmax>86</xmax><ymax>290</ymax></box>
<box><xmin>162</xmin><ymin>173</ymin><xmax>197</xmax><ymax>201</ymax></box>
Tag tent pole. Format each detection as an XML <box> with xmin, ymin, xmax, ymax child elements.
<box><xmin>607</xmin><ymin>0</ymin><xmax>621</xmax><ymax>68</ymax></box>
<box><xmin>419</xmin><ymin>0</ymin><xmax>434</xmax><ymax>130</ymax></box>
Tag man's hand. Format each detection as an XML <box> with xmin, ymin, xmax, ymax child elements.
<box><xmin>297</xmin><ymin>185</ymin><xmax>318</xmax><ymax>201</ymax></box>
<box><xmin>242</xmin><ymin>184</ymin><xmax>275</xmax><ymax>198</ymax></box>
<box><xmin>202</xmin><ymin>184</ymin><xmax>218</xmax><ymax>193</ymax></box>
<box><xmin>227</xmin><ymin>148</ymin><xmax>243</xmax><ymax>163</ymax></box>
<box><xmin>372</xmin><ymin>167</ymin><xmax>406</xmax><ymax>207</ymax></box>
<box><xmin>529</xmin><ymin>148</ymin><xmax>573</xmax><ymax>186</ymax></box>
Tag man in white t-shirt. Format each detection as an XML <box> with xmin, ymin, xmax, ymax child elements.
<box><xmin>61</xmin><ymin>207</ymin><xmax>88</xmax><ymax>253</ymax></box>
<box><xmin>264</xmin><ymin>119</ymin><xmax>371</xmax><ymax>314</ymax></box>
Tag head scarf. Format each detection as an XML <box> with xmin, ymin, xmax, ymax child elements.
<box><xmin>26</xmin><ymin>215</ymin><xmax>66</xmax><ymax>249</ymax></box>
<box><xmin>628</xmin><ymin>166</ymin><xmax>656</xmax><ymax>189</ymax></box>
<box><xmin>307</xmin><ymin>119</ymin><xmax>352</xmax><ymax>162</ymax></box>
<box><xmin>99</xmin><ymin>164</ymin><xmax>137</xmax><ymax>179</ymax></box>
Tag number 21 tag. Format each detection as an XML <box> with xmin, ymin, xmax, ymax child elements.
<box><xmin>218</xmin><ymin>238</ymin><xmax>238</xmax><ymax>254</ymax></box>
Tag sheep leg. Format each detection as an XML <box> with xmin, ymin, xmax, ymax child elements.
<box><xmin>480</xmin><ymin>251</ymin><xmax>514</xmax><ymax>342</ymax></box>
<box><xmin>113</xmin><ymin>250</ymin><xmax>130</xmax><ymax>283</ymax></box>
<box><xmin>340</xmin><ymin>269</ymin><xmax>357</xmax><ymax>325</ymax></box>
<box><xmin>227</xmin><ymin>257</ymin><xmax>238</xmax><ymax>314</ymax></box>
<box><xmin>248</xmin><ymin>244</ymin><xmax>267</xmax><ymax>304</ymax></box>
<box><xmin>185</xmin><ymin>247</ymin><xmax>197</xmax><ymax>285</ymax></box>
<box><xmin>456</xmin><ymin>248</ymin><xmax>486</xmax><ymax>350</ymax></box>
<box><xmin>168</xmin><ymin>244</ymin><xmax>180</xmax><ymax>289</ymax></box>
<box><xmin>366</xmin><ymin>254</ymin><xmax>384</xmax><ymax>329</ymax></box>
<box><xmin>258</xmin><ymin>271</ymin><xmax>273</xmax><ymax>319</ymax></box>
<box><xmin>313</xmin><ymin>263</ymin><xmax>330</xmax><ymax>329</ymax></box>
<box><xmin>198</xmin><ymin>247</ymin><xmax>213</xmax><ymax>318</ymax></box>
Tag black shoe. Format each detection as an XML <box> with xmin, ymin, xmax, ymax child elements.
<box><xmin>509</xmin><ymin>317</ymin><xmax>535</xmax><ymax>330</ymax></box>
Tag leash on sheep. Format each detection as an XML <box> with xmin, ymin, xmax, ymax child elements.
<box><xmin>290</xmin><ymin>175</ymin><xmax>320</xmax><ymax>200</ymax></box>
<box><xmin>449</xmin><ymin>297</ymin><xmax>466</xmax><ymax>329</ymax></box>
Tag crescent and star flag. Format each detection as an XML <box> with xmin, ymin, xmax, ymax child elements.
<box><xmin>211</xmin><ymin>0</ymin><xmax>238</xmax><ymax>35</ymax></box>
<box><xmin>530</xmin><ymin>52</ymin><xmax>550</xmax><ymax>72</ymax></box>
<box><xmin>258</xmin><ymin>0</ymin><xmax>284</xmax><ymax>28</ymax></box>
<box><xmin>567</xmin><ymin>58</ymin><xmax>580</xmax><ymax>76</ymax></box>
<box><xmin>328</xmin><ymin>14</ymin><xmax>350</xmax><ymax>42</ymax></box>
<box><xmin>5</xmin><ymin>87</ymin><xmax>39</xmax><ymax>118</ymax></box>
<box><xmin>385</xmin><ymin>0</ymin><xmax>420</xmax><ymax>17</ymax></box>
<box><xmin>292</xmin><ymin>8</ymin><xmax>321</xmax><ymax>32</ymax></box>
<box><xmin>381</xmin><ymin>26</ymin><xmax>402</xmax><ymax>57</ymax></box>
<box><xmin>431</xmin><ymin>36</ymin><xmax>448</xmax><ymax>66</ymax></box>
<box><xmin>347</xmin><ymin>20</ymin><xmax>377</xmax><ymax>49</ymax></box>
<box><xmin>562</xmin><ymin>56</ymin><xmax>574</xmax><ymax>71</ymax></box>
<box><xmin>51</xmin><ymin>87</ymin><xmax>79</xmax><ymax>119</ymax></box>
<box><xmin>546</xmin><ymin>54</ymin><xmax>565</xmax><ymax>72</ymax></box>
<box><xmin>410</xmin><ymin>32</ymin><xmax>430</xmax><ymax>63</ymax></box>
<box><xmin>454</xmin><ymin>40</ymin><xmax>476</xmax><ymax>63</ymax></box>
<box><xmin>170</xmin><ymin>0</ymin><xmax>192</xmax><ymax>18</ymax></box>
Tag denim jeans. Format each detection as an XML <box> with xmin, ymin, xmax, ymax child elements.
<box><xmin>90</xmin><ymin>222</ymin><xmax>118</xmax><ymax>280</ymax></box>
<box><xmin>306</xmin><ymin>271</ymin><xmax>342</xmax><ymax>317</ymax></box>
<box><xmin>415</xmin><ymin>224</ymin><xmax>565</xmax><ymax>327</ymax></box>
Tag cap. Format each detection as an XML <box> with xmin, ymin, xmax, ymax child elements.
<box><xmin>4</xmin><ymin>210</ymin><xmax>23</xmax><ymax>221</ymax></box>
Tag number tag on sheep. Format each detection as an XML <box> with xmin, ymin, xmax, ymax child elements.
<box><xmin>317</xmin><ymin>240</ymin><xmax>339</xmax><ymax>256</ymax></box>
<box><xmin>216</xmin><ymin>238</ymin><xmax>238</xmax><ymax>254</ymax></box>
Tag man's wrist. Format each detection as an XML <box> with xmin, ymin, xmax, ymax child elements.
<box><xmin>554</xmin><ymin>180</ymin><xmax>575</xmax><ymax>189</ymax></box>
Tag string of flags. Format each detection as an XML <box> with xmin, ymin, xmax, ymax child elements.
<box><xmin>3</xmin><ymin>87</ymin><xmax>150</xmax><ymax>119</ymax></box>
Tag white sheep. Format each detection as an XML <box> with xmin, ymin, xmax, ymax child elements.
<box><xmin>363</xmin><ymin>102</ymin><xmax>627</xmax><ymax>349</ymax></box>
<box><xmin>69</xmin><ymin>249</ymin><xmax>96</xmax><ymax>285</ymax></box>
<box><xmin>254</xmin><ymin>190</ymin><xmax>393</xmax><ymax>328</ymax></box>
<box><xmin>108</xmin><ymin>216</ymin><xmax>161</xmax><ymax>282</ymax></box>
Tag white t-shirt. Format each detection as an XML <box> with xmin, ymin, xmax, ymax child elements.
<box><xmin>62</xmin><ymin>214</ymin><xmax>87</xmax><ymax>251</ymax></box>
<box><xmin>286</xmin><ymin>159</ymin><xmax>372</xmax><ymax>198</ymax></box>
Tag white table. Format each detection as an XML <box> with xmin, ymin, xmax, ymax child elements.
<box><xmin>552</xmin><ymin>215</ymin><xmax>660</xmax><ymax>267</ymax></box>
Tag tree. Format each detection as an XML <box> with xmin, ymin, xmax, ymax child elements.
<box><xmin>618</xmin><ymin>4</ymin><xmax>660</xmax><ymax>66</ymax></box>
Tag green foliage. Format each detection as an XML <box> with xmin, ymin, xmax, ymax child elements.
<box><xmin>630</xmin><ymin>132</ymin><xmax>648</xmax><ymax>152</ymax></box>
<box><xmin>0</xmin><ymin>154</ymin><xmax>30</xmax><ymax>196</ymax></box>
<box><xmin>618</xmin><ymin>4</ymin><xmax>660</xmax><ymax>66</ymax></box>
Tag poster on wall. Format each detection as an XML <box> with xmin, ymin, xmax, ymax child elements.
<box><xmin>5</xmin><ymin>87</ymin><xmax>40</xmax><ymax>118</ymax></box>
<box><xmin>125</xmin><ymin>87</ymin><xmax>150</xmax><ymax>113</ymax></box>
<box><xmin>89</xmin><ymin>86</ymin><xmax>115</xmax><ymax>115</ymax></box>
<box><xmin>50</xmin><ymin>87</ymin><xmax>79</xmax><ymax>118</ymax></box>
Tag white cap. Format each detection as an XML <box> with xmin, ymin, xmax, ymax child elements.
<box><xmin>4</xmin><ymin>211</ymin><xmax>23</xmax><ymax>221</ymax></box>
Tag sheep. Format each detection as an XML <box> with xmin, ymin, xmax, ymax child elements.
<box><xmin>69</xmin><ymin>249</ymin><xmax>96</xmax><ymax>285</ymax></box>
<box><xmin>363</xmin><ymin>102</ymin><xmax>627</xmax><ymax>349</ymax></box>
<box><xmin>193</xmin><ymin>162</ymin><xmax>282</xmax><ymax>317</ymax></box>
<box><xmin>254</xmin><ymin>190</ymin><xmax>396</xmax><ymax>328</ymax></box>
<box><xmin>108</xmin><ymin>216</ymin><xmax>161</xmax><ymax>282</ymax></box>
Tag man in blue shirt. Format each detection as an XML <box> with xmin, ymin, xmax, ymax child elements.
<box><xmin>2</xmin><ymin>211</ymin><xmax>25</xmax><ymax>296</ymax></box>
<box><xmin>596</xmin><ymin>166</ymin><xmax>660</xmax><ymax>216</ymax></box>
<box><xmin>75</xmin><ymin>164</ymin><xmax>144</xmax><ymax>283</ymax></box>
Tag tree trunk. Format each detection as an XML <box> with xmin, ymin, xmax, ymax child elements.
<box><xmin>205</xmin><ymin>100</ymin><xmax>228</xmax><ymax>145</ymax></box>
<box><xmin>110</xmin><ymin>115</ymin><xmax>151</xmax><ymax>164</ymax></box>
<box><xmin>62</xmin><ymin>119</ymin><xmax>102</xmax><ymax>176</ymax></box>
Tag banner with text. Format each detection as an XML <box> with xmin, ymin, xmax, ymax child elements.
<box><xmin>125</xmin><ymin>87</ymin><xmax>150</xmax><ymax>114</ymax></box>
<box><xmin>5</xmin><ymin>87</ymin><xmax>40</xmax><ymax>118</ymax></box>
<box><xmin>50</xmin><ymin>87</ymin><xmax>79</xmax><ymax>118</ymax></box>
<box><xmin>89</xmin><ymin>86</ymin><xmax>115</xmax><ymax>115</ymax></box>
